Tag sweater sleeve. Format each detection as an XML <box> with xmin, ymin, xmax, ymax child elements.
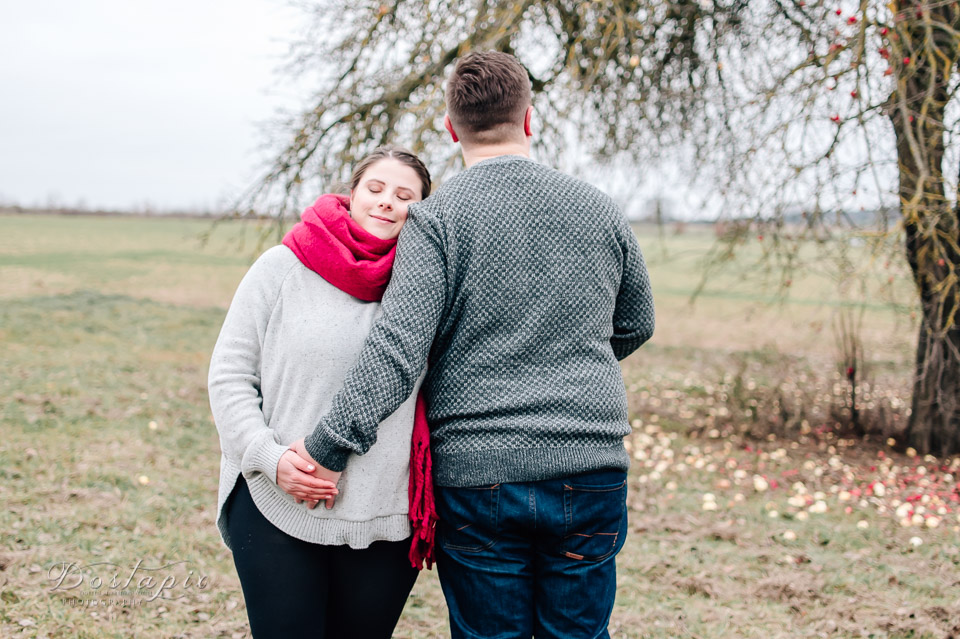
<box><xmin>303</xmin><ymin>199</ymin><xmax>448</xmax><ymax>471</ymax></box>
<box><xmin>208</xmin><ymin>247</ymin><xmax>293</xmax><ymax>483</ymax></box>
<box><xmin>611</xmin><ymin>215</ymin><xmax>655</xmax><ymax>360</ymax></box>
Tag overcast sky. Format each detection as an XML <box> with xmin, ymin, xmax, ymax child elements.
<box><xmin>0</xmin><ymin>2</ymin><xmax>885</xmax><ymax>220</ymax></box>
<box><xmin>0</xmin><ymin>0</ymin><xmax>304</xmax><ymax>211</ymax></box>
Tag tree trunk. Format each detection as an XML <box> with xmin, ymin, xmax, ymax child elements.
<box><xmin>890</xmin><ymin>1</ymin><xmax>960</xmax><ymax>456</ymax></box>
<box><xmin>907</xmin><ymin>314</ymin><xmax>960</xmax><ymax>455</ymax></box>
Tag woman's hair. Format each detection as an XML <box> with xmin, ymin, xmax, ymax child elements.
<box><xmin>349</xmin><ymin>146</ymin><xmax>432</xmax><ymax>200</ymax></box>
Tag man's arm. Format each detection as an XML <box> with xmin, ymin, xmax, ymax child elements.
<box><xmin>611</xmin><ymin>216</ymin><xmax>655</xmax><ymax>360</ymax></box>
<box><xmin>302</xmin><ymin>199</ymin><xmax>448</xmax><ymax>471</ymax></box>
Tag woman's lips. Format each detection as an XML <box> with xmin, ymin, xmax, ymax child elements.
<box><xmin>369</xmin><ymin>214</ymin><xmax>394</xmax><ymax>224</ymax></box>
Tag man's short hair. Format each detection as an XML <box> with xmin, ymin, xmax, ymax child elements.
<box><xmin>446</xmin><ymin>51</ymin><xmax>532</xmax><ymax>145</ymax></box>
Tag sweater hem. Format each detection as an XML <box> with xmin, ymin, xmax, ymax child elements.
<box><xmin>247</xmin><ymin>473</ymin><xmax>411</xmax><ymax>549</ymax></box>
<box><xmin>216</xmin><ymin>468</ymin><xmax>411</xmax><ymax>551</ymax></box>
<box><xmin>433</xmin><ymin>444</ymin><xmax>630</xmax><ymax>487</ymax></box>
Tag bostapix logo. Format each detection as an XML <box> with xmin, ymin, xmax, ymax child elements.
<box><xmin>47</xmin><ymin>559</ymin><xmax>210</xmax><ymax>606</ymax></box>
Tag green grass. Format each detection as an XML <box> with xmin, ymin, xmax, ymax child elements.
<box><xmin>0</xmin><ymin>213</ymin><xmax>955</xmax><ymax>638</ymax></box>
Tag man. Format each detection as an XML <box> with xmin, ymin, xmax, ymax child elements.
<box><xmin>293</xmin><ymin>51</ymin><xmax>654</xmax><ymax>638</ymax></box>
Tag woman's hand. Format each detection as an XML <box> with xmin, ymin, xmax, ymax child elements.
<box><xmin>276</xmin><ymin>450</ymin><xmax>339</xmax><ymax>509</ymax></box>
<box><xmin>288</xmin><ymin>438</ymin><xmax>342</xmax><ymax>510</ymax></box>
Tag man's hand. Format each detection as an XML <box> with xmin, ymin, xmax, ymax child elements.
<box><xmin>289</xmin><ymin>437</ymin><xmax>342</xmax><ymax>509</ymax></box>
<box><xmin>276</xmin><ymin>450</ymin><xmax>338</xmax><ymax>509</ymax></box>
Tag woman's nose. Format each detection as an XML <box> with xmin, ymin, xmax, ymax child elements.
<box><xmin>378</xmin><ymin>197</ymin><xmax>392</xmax><ymax>210</ymax></box>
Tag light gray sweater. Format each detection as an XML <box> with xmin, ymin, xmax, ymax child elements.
<box><xmin>208</xmin><ymin>245</ymin><xmax>421</xmax><ymax>550</ymax></box>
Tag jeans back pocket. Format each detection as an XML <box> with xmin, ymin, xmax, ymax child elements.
<box><xmin>437</xmin><ymin>484</ymin><xmax>501</xmax><ymax>553</ymax></box>
<box><xmin>561</xmin><ymin>473</ymin><xmax>627</xmax><ymax>562</ymax></box>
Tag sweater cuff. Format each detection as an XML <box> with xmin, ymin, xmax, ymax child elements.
<box><xmin>303</xmin><ymin>426</ymin><xmax>352</xmax><ymax>472</ymax></box>
<box><xmin>240</xmin><ymin>430</ymin><xmax>290</xmax><ymax>484</ymax></box>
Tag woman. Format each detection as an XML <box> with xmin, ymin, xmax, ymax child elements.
<box><xmin>208</xmin><ymin>146</ymin><xmax>432</xmax><ymax>639</ymax></box>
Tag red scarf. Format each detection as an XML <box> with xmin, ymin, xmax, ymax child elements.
<box><xmin>283</xmin><ymin>194</ymin><xmax>437</xmax><ymax>570</ymax></box>
<box><xmin>283</xmin><ymin>194</ymin><xmax>397</xmax><ymax>301</ymax></box>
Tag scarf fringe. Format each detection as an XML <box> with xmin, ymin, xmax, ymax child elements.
<box><xmin>408</xmin><ymin>393</ymin><xmax>437</xmax><ymax>570</ymax></box>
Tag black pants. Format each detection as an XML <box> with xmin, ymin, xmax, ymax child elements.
<box><xmin>225</xmin><ymin>476</ymin><xmax>419</xmax><ymax>639</ymax></box>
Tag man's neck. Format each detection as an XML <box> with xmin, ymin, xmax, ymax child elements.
<box><xmin>461</xmin><ymin>141</ymin><xmax>530</xmax><ymax>168</ymax></box>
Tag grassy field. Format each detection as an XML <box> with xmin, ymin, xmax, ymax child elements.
<box><xmin>0</xmin><ymin>212</ymin><xmax>957</xmax><ymax>638</ymax></box>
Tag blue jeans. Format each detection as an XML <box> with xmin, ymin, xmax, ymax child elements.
<box><xmin>435</xmin><ymin>469</ymin><xmax>628</xmax><ymax>639</ymax></box>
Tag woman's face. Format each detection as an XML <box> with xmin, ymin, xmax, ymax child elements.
<box><xmin>350</xmin><ymin>158</ymin><xmax>423</xmax><ymax>240</ymax></box>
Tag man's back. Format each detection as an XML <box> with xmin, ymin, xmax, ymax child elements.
<box><xmin>414</xmin><ymin>155</ymin><xmax>655</xmax><ymax>486</ymax></box>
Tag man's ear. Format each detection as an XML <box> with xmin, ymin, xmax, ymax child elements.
<box><xmin>523</xmin><ymin>105</ymin><xmax>533</xmax><ymax>138</ymax></box>
<box><xmin>444</xmin><ymin>114</ymin><xmax>460</xmax><ymax>143</ymax></box>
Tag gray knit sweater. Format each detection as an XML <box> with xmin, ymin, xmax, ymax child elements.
<box><xmin>208</xmin><ymin>245</ymin><xmax>421</xmax><ymax>550</ymax></box>
<box><xmin>304</xmin><ymin>155</ymin><xmax>654</xmax><ymax>487</ymax></box>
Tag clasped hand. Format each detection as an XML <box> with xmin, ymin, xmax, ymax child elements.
<box><xmin>276</xmin><ymin>437</ymin><xmax>342</xmax><ymax>510</ymax></box>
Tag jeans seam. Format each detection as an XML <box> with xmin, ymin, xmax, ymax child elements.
<box><xmin>563</xmin><ymin>479</ymin><xmax>627</xmax><ymax>493</ymax></box>
<box><xmin>528</xmin><ymin>486</ymin><xmax>536</xmax><ymax>523</ymax></box>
